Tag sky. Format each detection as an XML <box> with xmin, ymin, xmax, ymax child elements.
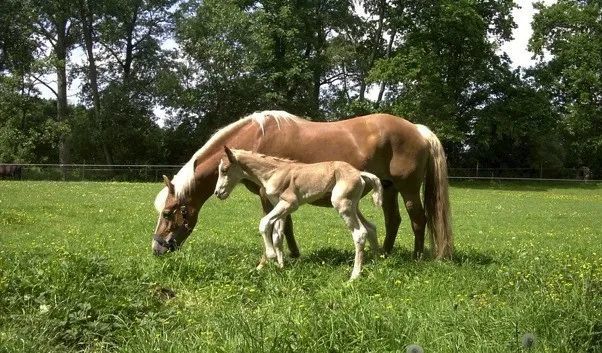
<box><xmin>38</xmin><ymin>0</ymin><xmax>556</xmax><ymax>107</ymax></box>
<box><xmin>500</xmin><ymin>0</ymin><xmax>556</xmax><ymax>68</ymax></box>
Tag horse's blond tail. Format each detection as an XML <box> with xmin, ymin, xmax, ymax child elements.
<box><xmin>417</xmin><ymin>124</ymin><xmax>453</xmax><ymax>260</ymax></box>
<box><xmin>360</xmin><ymin>172</ymin><xmax>383</xmax><ymax>207</ymax></box>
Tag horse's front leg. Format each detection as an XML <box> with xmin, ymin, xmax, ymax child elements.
<box><xmin>257</xmin><ymin>199</ymin><xmax>293</xmax><ymax>269</ymax></box>
<box><xmin>260</xmin><ymin>188</ymin><xmax>300</xmax><ymax>258</ymax></box>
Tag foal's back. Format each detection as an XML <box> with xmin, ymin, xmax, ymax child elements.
<box><xmin>274</xmin><ymin>160</ymin><xmax>363</xmax><ymax>204</ymax></box>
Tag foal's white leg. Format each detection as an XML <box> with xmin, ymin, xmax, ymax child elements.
<box><xmin>333</xmin><ymin>196</ymin><xmax>367</xmax><ymax>281</ymax></box>
<box><xmin>350</xmin><ymin>223</ymin><xmax>368</xmax><ymax>281</ymax></box>
<box><xmin>257</xmin><ymin>199</ymin><xmax>291</xmax><ymax>269</ymax></box>
<box><xmin>272</xmin><ymin>219</ymin><xmax>286</xmax><ymax>268</ymax></box>
<box><xmin>359</xmin><ymin>211</ymin><xmax>379</xmax><ymax>256</ymax></box>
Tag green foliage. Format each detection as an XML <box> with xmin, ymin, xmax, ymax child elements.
<box><xmin>0</xmin><ymin>180</ymin><xmax>601</xmax><ymax>351</ymax></box>
<box><xmin>529</xmin><ymin>0</ymin><xmax>602</xmax><ymax>170</ymax></box>
<box><xmin>370</xmin><ymin>0</ymin><xmax>517</xmax><ymax>148</ymax></box>
<box><xmin>0</xmin><ymin>0</ymin><xmax>598</xmax><ymax>171</ymax></box>
<box><xmin>0</xmin><ymin>0</ymin><xmax>36</xmax><ymax>74</ymax></box>
<box><xmin>0</xmin><ymin>76</ymin><xmax>62</xmax><ymax>163</ymax></box>
<box><xmin>469</xmin><ymin>70</ymin><xmax>563</xmax><ymax>169</ymax></box>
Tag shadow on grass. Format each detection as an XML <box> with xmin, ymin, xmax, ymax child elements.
<box><xmin>383</xmin><ymin>246</ymin><xmax>497</xmax><ymax>268</ymax></box>
<box><xmin>451</xmin><ymin>248</ymin><xmax>497</xmax><ymax>266</ymax></box>
<box><xmin>302</xmin><ymin>246</ymin><xmax>355</xmax><ymax>266</ymax></box>
<box><xmin>450</xmin><ymin>179</ymin><xmax>600</xmax><ymax>192</ymax></box>
<box><xmin>300</xmin><ymin>246</ymin><xmax>496</xmax><ymax>269</ymax></box>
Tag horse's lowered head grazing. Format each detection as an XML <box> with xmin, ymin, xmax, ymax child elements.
<box><xmin>152</xmin><ymin>175</ymin><xmax>194</xmax><ymax>255</ymax></box>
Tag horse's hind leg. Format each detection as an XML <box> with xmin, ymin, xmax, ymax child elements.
<box><xmin>381</xmin><ymin>187</ymin><xmax>401</xmax><ymax>255</ymax></box>
<box><xmin>401</xmin><ymin>189</ymin><xmax>427</xmax><ymax>259</ymax></box>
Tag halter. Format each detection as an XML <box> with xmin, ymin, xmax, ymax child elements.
<box><xmin>153</xmin><ymin>205</ymin><xmax>191</xmax><ymax>251</ymax></box>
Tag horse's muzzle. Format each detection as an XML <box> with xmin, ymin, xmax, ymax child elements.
<box><xmin>152</xmin><ymin>234</ymin><xmax>177</xmax><ymax>255</ymax></box>
<box><xmin>214</xmin><ymin>190</ymin><xmax>229</xmax><ymax>200</ymax></box>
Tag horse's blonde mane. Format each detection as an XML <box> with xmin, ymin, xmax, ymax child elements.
<box><xmin>154</xmin><ymin>110</ymin><xmax>302</xmax><ymax>211</ymax></box>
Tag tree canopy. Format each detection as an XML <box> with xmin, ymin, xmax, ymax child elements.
<box><xmin>0</xmin><ymin>0</ymin><xmax>599</xmax><ymax>175</ymax></box>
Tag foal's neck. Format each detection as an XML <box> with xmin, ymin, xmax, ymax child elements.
<box><xmin>237</xmin><ymin>153</ymin><xmax>290</xmax><ymax>186</ymax></box>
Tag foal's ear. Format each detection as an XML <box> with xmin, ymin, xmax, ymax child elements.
<box><xmin>224</xmin><ymin>146</ymin><xmax>236</xmax><ymax>163</ymax></box>
<box><xmin>162</xmin><ymin>175</ymin><xmax>175</xmax><ymax>195</ymax></box>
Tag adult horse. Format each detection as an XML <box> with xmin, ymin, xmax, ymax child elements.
<box><xmin>152</xmin><ymin>110</ymin><xmax>453</xmax><ymax>260</ymax></box>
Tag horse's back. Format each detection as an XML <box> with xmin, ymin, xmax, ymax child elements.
<box><xmin>247</xmin><ymin>113</ymin><xmax>429</xmax><ymax>186</ymax></box>
<box><xmin>301</xmin><ymin>114</ymin><xmax>428</xmax><ymax>181</ymax></box>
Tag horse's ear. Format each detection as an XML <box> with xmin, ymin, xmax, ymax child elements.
<box><xmin>224</xmin><ymin>146</ymin><xmax>236</xmax><ymax>163</ymax></box>
<box><xmin>162</xmin><ymin>175</ymin><xmax>175</xmax><ymax>195</ymax></box>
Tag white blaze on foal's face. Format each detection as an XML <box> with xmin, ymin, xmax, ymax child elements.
<box><xmin>214</xmin><ymin>156</ymin><xmax>241</xmax><ymax>200</ymax></box>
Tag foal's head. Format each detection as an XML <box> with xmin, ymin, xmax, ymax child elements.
<box><xmin>214</xmin><ymin>146</ymin><xmax>244</xmax><ymax>200</ymax></box>
<box><xmin>152</xmin><ymin>175</ymin><xmax>193</xmax><ymax>255</ymax></box>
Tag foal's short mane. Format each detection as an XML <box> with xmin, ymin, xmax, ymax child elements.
<box><xmin>154</xmin><ymin>110</ymin><xmax>303</xmax><ymax>212</ymax></box>
<box><xmin>231</xmin><ymin>149</ymin><xmax>299</xmax><ymax>164</ymax></box>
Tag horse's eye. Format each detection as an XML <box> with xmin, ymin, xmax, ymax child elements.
<box><xmin>180</xmin><ymin>206</ymin><xmax>187</xmax><ymax>215</ymax></box>
<box><xmin>162</xmin><ymin>211</ymin><xmax>172</xmax><ymax>219</ymax></box>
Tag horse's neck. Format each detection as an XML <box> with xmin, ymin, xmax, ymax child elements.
<box><xmin>238</xmin><ymin>154</ymin><xmax>287</xmax><ymax>186</ymax></box>
<box><xmin>187</xmin><ymin>120</ymin><xmax>257</xmax><ymax>204</ymax></box>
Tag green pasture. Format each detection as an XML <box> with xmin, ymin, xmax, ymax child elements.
<box><xmin>0</xmin><ymin>180</ymin><xmax>600</xmax><ymax>352</ymax></box>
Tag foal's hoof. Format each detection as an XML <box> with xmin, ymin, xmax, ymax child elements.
<box><xmin>256</xmin><ymin>255</ymin><xmax>268</xmax><ymax>270</ymax></box>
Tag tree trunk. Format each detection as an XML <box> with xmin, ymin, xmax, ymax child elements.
<box><xmin>311</xmin><ymin>27</ymin><xmax>326</xmax><ymax>117</ymax></box>
<box><xmin>376</xmin><ymin>27</ymin><xmax>397</xmax><ymax>106</ymax></box>
<box><xmin>123</xmin><ymin>5</ymin><xmax>139</xmax><ymax>82</ymax></box>
<box><xmin>55</xmin><ymin>19</ymin><xmax>70</xmax><ymax>178</ymax></box>
<box><xmin>361</xmin><ymin>0</ymin><xmax>386</xmax><ymax>102</ymax></box>
<box><xmin>79</xmin><ymin>0</ymin><xmax>113</xmax><ymax>166</ymax></box>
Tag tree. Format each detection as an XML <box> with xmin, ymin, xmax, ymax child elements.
<box><xmin>176</xmin><ymin>0</ymin><xmax>356</xmax><ymax>129</ymax></box>
<box><xmin>73</xmin><ymin>0</ymin><xmax>175</xmax><ymax>164</ymax></box>
<box><xmin>468</xmin><ymin>68</ymin><xmax>563</xmax><ymax>169</ymax></box>
<box><xmin>369</xmin><ymin>0</ymin><xmax>516</xmax><ymax>163</ymax></box>
<box><xmin>530</xmin><ymin>0</ymin><xmax>602</xmax><ymax>170</ymax></box>
<box><xmin>30</xmin><ymin>0</ymin><xmax>79</xmax><ymax>167</ymax></box>
<box><xmin>0</xmin><ymin>76</ymin><xmax>60</xmax><ymax>163</ymax></box>
<box><xmin>0</xmin><ymin>0</ymin><xmax>36</xmax><ymax>75</ymax></box>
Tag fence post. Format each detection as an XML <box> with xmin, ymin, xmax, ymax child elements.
<box><xmin>476</xmin><ymin>161</ymin><xmax>479</xmax><ymax>178</ymax></box>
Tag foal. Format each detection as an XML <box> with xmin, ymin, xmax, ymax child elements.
<box><xmin>214</xmin><ymin>147</ymin><xmax>383</xmax><ymax>280</ymax></box>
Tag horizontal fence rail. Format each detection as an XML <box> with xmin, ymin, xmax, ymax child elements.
<box><xmin>0</xmin><ymin>163</ymin><xmax>599</xmax><ymax>182</ymax></box>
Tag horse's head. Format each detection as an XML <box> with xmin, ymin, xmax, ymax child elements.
<box><xmin>152</xmin><ymin>175</ymin><xmax>195</xmax><ymax>255</ymax></box>
<box><xmin>214</xmin><ymin>146</ymin><xmax>244</xmax><ymax>200</ymax></box>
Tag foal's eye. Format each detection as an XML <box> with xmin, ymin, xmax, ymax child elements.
<box><xmin>162</xmin><ymin>211</ymin><xmax>172</xmax><ymax>219</ymax></box>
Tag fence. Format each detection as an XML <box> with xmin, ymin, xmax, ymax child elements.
<box><xmin>0</xmin><ymin>163</ymin><xmax>599</xmax><ymax>182</ymax></box>
<box><xmin>0</xmin><ymin>164</ymin><xmax>181</xmax><ymax>182</ymax></box>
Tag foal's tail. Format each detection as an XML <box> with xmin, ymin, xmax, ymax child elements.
<box><xmin>360</xmin><ymin>172</ymin><xmax>383</xmax><ymax>207</ymax></box>
<box><xmin>416</xmin><ymin>124</ymin><xmax>454</xmax><ymax>260</ymax></box>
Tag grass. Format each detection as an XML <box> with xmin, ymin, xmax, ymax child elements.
<box><xmin>0</xmin><ymin>180</ymin><xmax>600</xmax><ymax>353</ymax></box>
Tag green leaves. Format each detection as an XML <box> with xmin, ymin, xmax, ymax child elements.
<box><xmin>530</xmin><ymin>0</ymin><xmax>602</xmax><ymax>169</ymax></box>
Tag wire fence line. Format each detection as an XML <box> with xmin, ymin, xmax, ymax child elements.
<box><xmin>0</xmin><ymin>163</ymin><xmax>599</xmax><ymax>182</ymax></box>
